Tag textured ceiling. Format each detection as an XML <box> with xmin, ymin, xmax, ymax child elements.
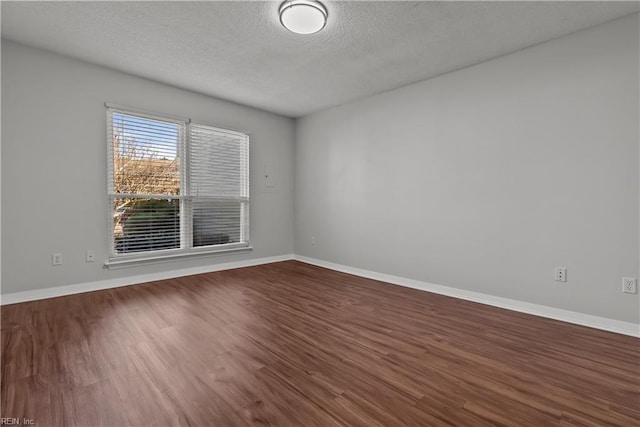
<box><xmin>2</xmin><ymin>1</ymin><xmax>638</xmax><ymax>118</ymax></box>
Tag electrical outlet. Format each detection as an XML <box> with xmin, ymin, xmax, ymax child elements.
<box><xmin>311</xmin><ymin>236</ymin><xmax>317</xmax><ymax>245</ymax></box>
<box><xmin>86</xmin><ymin>250</ymin><xmax>95</xmax><ymax>263</ymax></box>
<box><xmin>555</xmin><ymin>267</ymin><xmax>567</xmax><ymax>282</ymax></box>
<box><xmin>622</xmin><ymin>277</ymin><xmax>637</xmax><ymax>294</ymax></box>
<box><xmin>52</xmin><ymin>253</ymin><xmax>63</xmax><ymax>266</ymax></box>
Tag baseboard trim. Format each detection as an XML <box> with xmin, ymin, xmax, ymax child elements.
<box><xmin>3</xmin><ymin>253</ymin><xmax>637</xmax><ymax>337</ymax></box>
<box><xmin>293</xmin><ymin>255</ymin><xmax>640</xmax><ymax>338</ymax></box>
<box><xmin>0</xmin><ymin>254</ymin><xmax>294</xmax><ymax>306</ymax></box>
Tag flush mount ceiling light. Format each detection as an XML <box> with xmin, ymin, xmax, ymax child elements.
<box><xmin>279</xmin><ymin>0</ymin><xmax>327</xmax><ymax>35</ymax></box>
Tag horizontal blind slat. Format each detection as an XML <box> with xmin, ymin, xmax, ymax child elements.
<box><xmin>188</xmin><ymin>123</ymin><xmax>249</xmax><ymax>247</ymax></box>
<box><xmin>108</xmin><ymin>108</ymin><xmax>184</xmax><ymax>256</ymax></box>
<box><xmin>188</xmin><ymin>123</ymin><xmax>248</xmax><ymax>198</ymax></box>
<box><xmin>112</xmin><ymin>197</ymin><xmax>181</xmax><ymax>255</ymax></box>
<box><xmin>111</xmin><ymin>111</ymin><xmax>182</xmax><ymax>197</ymax></box>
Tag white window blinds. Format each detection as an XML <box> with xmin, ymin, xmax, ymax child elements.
<box><xmin>107</xmin><ymin>106</ymin><xmax>250</xmax><ymax>261</ymax></box>
<box><xmin>189</xmin><ymin>124</ymin><xmax>250</xmax><ymax>248</ymax></box>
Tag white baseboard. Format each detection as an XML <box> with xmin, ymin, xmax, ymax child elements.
<box><xmin>3</xmin><ymin>253</ymin><xmax>637</xmax><ymax>338</ymax></box>
<box><xmin>293</xmin><ymin>255</ymin><xmax>640</xmax><ymax>338</ymax></box>
<box><xmin>0</xmin><ymin>254</ymin><xmax>294</xmax><ymax>306</ymax></box>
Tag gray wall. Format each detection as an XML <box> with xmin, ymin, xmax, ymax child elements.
<box><xmin>1</xmin><ymin>40</ymin><xmax>294</xmax><ymax>294</ymax></box>
<box><xmin>3</xmin><ymin>15</ymin><xmax>639</xmax><ymax>325</ymax></box>
<box><xmin>294</xmin><ymin>14</ymin><xmax>640</xmax><ymax>323</ymax></box>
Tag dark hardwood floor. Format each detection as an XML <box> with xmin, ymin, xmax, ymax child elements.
<box><xmin>1</xmin><ymin>260</ymin><xmax>639</xmax><ymax>426</ymax></box>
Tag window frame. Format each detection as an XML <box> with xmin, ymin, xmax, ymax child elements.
<box><xmin>105</xmin><ymin>103</ymin><xmax>251</xmax><ymax>268</ymax></box>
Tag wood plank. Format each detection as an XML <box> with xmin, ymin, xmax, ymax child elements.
<box><xmin>1</xmin><ymin>260</ymin><xmax>639</xmax><ymax>426</ymax></box>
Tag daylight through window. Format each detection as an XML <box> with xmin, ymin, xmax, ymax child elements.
<box><xmin>107</xmin><ymin>106</ymin><xmax>249</xmax><ymax>262</ymax></box>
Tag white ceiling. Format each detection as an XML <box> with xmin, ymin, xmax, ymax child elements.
<box><xmin>2</xmin><ymin>1</ymin><xmax>638</xmax><ymax>118</ymax></box>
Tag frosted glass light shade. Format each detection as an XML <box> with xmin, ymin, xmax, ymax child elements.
<box><xmin>279</xmin><ymin>0</ymin><xmax>327</xmax><ymax>35</ymax></box>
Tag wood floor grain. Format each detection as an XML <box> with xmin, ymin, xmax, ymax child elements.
<box><xmin>1</xmin><ymin>261</ymin><xmax>639</xmax><ymax>426</ymax></box>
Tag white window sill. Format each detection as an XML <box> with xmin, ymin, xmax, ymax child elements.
<box><xmin>104</xmin><ymin>245</ymin><xmax>253</xmax><ymax>269</ymax></box>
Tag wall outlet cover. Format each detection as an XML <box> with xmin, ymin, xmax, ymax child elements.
<box><xmin>622</xmin><ymin>277</ymin><xmax>637</xmax><ymax>294</ymax></box>
<box><xmin>52</xmin><ymin>253</ymin><xmax>63</xmax><ymax>266</ymax></box>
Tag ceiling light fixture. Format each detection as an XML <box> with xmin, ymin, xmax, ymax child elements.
<box><xmin>279</xmin><ymin>0</ymin><xmax>327</xmax><ymax>35</ymax></box>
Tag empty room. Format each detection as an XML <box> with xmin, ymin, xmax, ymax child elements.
<box><xmin>1</xmin><ymin>1</ymin><xmax>639</xmax><ymax>426</ymax></box>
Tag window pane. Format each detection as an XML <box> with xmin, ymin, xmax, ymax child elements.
<box><xmin>189</xmin><ymin>124</ymin><xmax>248</xmax><ymax>198</ymax></box>
<box><xmin>113</xmin><ymin>198</ymin><xmax>180</xmax><ymax>254</ymax></box>
<box><xmin>192</xmin><ymin>200</ymin><xmax>245</xmax><ymax>247</ymax></box>
<box><xmin>112</xmin><ymin>112</ymin><xmax>181</xmax><ymax>195</ymax></box>
<box><xmin>108</xmin><ymin>108</ymin><xmax>250</xmax><ymax>260</ymax></box>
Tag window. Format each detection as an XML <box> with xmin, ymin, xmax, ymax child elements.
<box><xmin>107</xmin><ymin>105</ymin><xmax>249</xmax><ymax>264</ymax></box>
